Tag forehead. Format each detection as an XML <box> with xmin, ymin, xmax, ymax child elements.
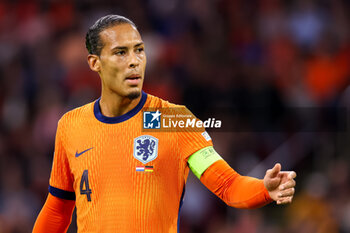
<box><xmin>99</xmin><ymin>24</ymin><xmax>142</xmax><ymax>49</ymax></box>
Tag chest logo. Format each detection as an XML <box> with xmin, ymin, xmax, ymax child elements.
<box><xmin>133</xmin><ymin>135</ymin><xmax>158</xmax><ymax>164</ymax></box>
<box><xmin>75</xmin><ymin>147</ymin><xmax>94</xmax><ymax>158</ymax></box>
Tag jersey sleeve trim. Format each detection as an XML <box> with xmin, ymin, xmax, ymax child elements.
<box><xmin>188</xmin><ymin>146</ymin><xmax>222</xmax><ymax>179</ymax></box>
<box><xmin>49</xmin><ymin>185</ymin><xmax>76</xmax><ymax>201</ymax></box>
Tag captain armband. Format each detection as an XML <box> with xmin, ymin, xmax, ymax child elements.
<box><xmin>188</xmin><ymin>146</ymin><xmax>223</xmax><ymax>179</ymax></box>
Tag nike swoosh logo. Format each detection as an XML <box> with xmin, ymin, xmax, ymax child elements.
<box><xmin>75</xmin><ymin>147</ymin><xmax>93</xmax><ymax>157</ymax></box>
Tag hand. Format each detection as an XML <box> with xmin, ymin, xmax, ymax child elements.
<box><xmin>263</xmin><ymin>163</ymin><xmax>296</xmax><ymax>205</ymax></box>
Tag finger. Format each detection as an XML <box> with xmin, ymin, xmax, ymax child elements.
<box><xmin>288</xmin><ymin>171</ymin><xmax>297</xmax><ymax>179</ymax></box>
<box><xmin>277</xmin><ymin>196</ymin><xmax>293</xmax><ymax>205</ymax></box>
<box><xmin>280</xmin><ymin>196</ymin><xmax>293</xmax><ymax>204</ymax></box>
<box><xmin>266</xmin><ymin>163</ymin><xmax>281</xmax><ymax>178</ymax></box>
<box><xmin>278</xmin><ymin>188</ymin><xmax>295</xmax><ymax>198</ymax></box>
<box><xmin>279</xmin><ymin>179</ymin><xmax>296</xmax><ymax>190</ymax></box>
<box><xmin>278</xmin><ymin>171</ymin><xmax>296</xmax><ymax>180</ymax></box>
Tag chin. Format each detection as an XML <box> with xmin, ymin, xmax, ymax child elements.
<box><xmin>126</xmin><ymin>90</ymin><xmax>141</xmax><ymax>100</ymax></box>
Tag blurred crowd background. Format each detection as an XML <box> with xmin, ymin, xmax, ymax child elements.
<box><xmin>0</xmin><ymin>0</ymin><xmax>350</xmax><ymax>232</ymax></box>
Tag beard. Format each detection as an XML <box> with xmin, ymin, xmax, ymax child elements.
<box><xmin>126</xmin><ymin>90</ymin><xmax>141</xmax><ymax>100</ymax></box>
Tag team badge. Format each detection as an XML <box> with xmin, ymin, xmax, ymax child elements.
<box><xmin>133</xmin><ymin>135</ymin><xmax>158</xmax><ymax>164</ymax></box>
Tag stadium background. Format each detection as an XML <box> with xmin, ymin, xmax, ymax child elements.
<box><xmin>0</xmin><ymin>0</ymin><xmax>350</xmax><ymax>232</ymax></box>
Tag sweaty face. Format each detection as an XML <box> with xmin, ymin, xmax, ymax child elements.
<box><xmin>98</xmin><ymin>24</ymin><xmax>146</xmax><ymax>99</ymax></box>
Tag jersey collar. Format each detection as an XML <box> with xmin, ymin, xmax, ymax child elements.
<box><xmin>94</xmin><ymin>91</ymin><xmax>147</xmax><ymax>124</ymax></box>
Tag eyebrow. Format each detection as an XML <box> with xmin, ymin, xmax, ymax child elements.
<box><xmin>111</xmin><ymin>42</ymin><xmax>144</xmax><ymax>51</ymax></box>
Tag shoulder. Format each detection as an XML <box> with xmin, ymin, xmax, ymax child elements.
<box><xmin>145</xmin><ymin>93</ymin><xmax>186</xmax><ymax>109</ymax></box>
<box><xmin>145</xmin><ymin>92</ymin><xmax>196</xmax><ymax>120</ymax></box>
<box><xmin>58</xmin><ymin>101</ymin><xmax>95</xmax><ymax>128</ymax></box>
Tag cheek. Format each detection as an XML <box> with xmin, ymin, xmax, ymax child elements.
<box><xmin>105</xmin><ymin>60</ymin><xmax>127</xmax><ymax>75</ymax></box>
<box><xmin>141</xmin><ymin>55</ymin><xmax>147</xmax><ymax>69</ymax></box>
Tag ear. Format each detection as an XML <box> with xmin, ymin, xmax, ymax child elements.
<box><xmin>87</xmin><ymin>54</ymin><xmax>101</xmax><ymax>72</ymax></box>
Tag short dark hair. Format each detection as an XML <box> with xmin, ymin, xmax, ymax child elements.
<box><xmin>85</xmin><ymin>15</ymin><xmax>136</xmax><ymax>56</ymax></box>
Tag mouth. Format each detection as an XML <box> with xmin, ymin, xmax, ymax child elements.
<box><xmin>125</xmin><ymin>74</ymin><xmax>142</xmax><ymax>86</ymax></box>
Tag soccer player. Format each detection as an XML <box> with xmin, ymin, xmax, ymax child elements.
<box><xmin>33</xmin><ymin>15</ymin><xmax>296</xmax><ymax>233</ymax></box>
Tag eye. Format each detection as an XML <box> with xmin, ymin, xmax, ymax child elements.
<box><xmin>115</xmin><ymin>50</ymin><xmax>126</xmax><ymax>55</ymax></box>
<box><xmin>136</xmin><ymin>47</ymin><xmax>144</xmax><ymax>53</ymax></box>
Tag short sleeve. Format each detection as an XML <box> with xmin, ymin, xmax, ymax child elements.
<box><xmin>176</xmin><ymin>107</ymin><xmax>214</xmax><ymax>161</ymax></box>
<box><xmin>49</xmin><ymin>119</ymin><xmax>75</xmax><ymax>200</ymax></box>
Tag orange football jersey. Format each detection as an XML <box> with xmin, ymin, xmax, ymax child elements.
<box><xmin>49</xmin><ymin>91</ymin><xmax>212</xmax><ymax>232</ymax></box>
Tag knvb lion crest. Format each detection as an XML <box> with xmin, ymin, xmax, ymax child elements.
<box><xmin>133</xmin><ymin>135</ymin><xmax>158</xmax><ymax>164</ymax></box>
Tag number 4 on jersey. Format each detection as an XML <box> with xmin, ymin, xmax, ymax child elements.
<box><xmin>80</xmin><ymin>170</ymin><xmax>92</xmax><ymax>202</ymax></box>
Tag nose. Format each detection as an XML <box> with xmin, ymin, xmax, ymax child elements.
<box><xmin>129</xmin><ymin>52</ymin><xmax>139</xmax><ymax>68</ymax></box>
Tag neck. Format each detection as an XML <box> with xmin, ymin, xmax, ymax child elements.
<box><xmin>99</xmin><ymin>91</ymin><xmax>142</xmax><ymax>117</ymax></box>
